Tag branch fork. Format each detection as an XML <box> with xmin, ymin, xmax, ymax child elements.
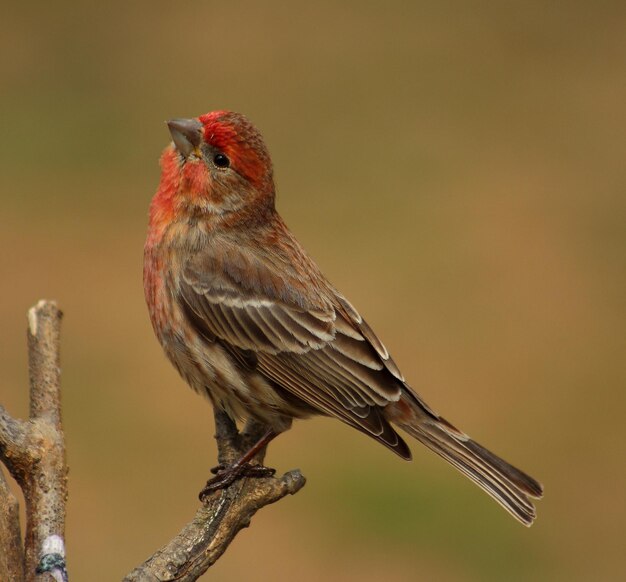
<box><xmin>0</xmin><ymin>300</ymin><xmax>68</xmax><ymax>582</ymax></box>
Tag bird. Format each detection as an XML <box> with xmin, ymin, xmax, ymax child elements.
<box><xmin>143</xmin><ymin>110</ymin><xmax>543</xmax><ymax>526</ymax></box>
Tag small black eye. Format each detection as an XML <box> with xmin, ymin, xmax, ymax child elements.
<box><xmin>213</xmin><ymin>153</ymin><xmax>230</xmax><ymax>168</ymax></box>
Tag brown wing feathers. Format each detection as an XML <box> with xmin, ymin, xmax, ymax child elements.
<box><xmin>178</xmin><ymin>248</ymin><xmax>411</xmax><ymax>459</ymax></box>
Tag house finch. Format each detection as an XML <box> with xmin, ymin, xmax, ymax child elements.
<box><xmin>144</xmin><ymin>110</ymin><xmax>543</xmax><ymax>525</ymax></box>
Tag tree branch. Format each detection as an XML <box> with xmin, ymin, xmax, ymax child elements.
<box><xmin>123</xmin><ymin>410</ymin><xmax>306</xmax><ymax>581</ymax></box>
<box><xmin>0</xmin><ymin>300</ymin><xmax>68</xmax><ymax>582</ymax></box>
<box><xmin>0</xmin><ymin>466</ymin><xmax>24</xmax><ymax>582</ymax></box>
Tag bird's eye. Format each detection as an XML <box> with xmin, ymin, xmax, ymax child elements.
<box><xmin>213</xmin><ymin>153</ymin><xmax>230</xmax><ymax>168</ymax></box>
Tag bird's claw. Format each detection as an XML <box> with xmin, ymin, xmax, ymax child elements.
<box><xmin>199</xmin><ymin>462</ymin><xmax>276</xmax><ymax>501</ymax></box>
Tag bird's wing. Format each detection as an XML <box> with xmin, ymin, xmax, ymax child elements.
<box><xmin>177</xmin><ymin>241</ymin><xmax>412</xmax><ymax>459</ymax></box>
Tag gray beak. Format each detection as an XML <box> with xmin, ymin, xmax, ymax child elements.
<box><xmin>167</xmin><ymin>118</ymin><xmax>203</xmax><ymax>158</ymax></box>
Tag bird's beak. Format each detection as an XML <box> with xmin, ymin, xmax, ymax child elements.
<box><xmin>167</xmin><ymin>118</ymin><xmax>203</xmax><ymax>158</ymax></box>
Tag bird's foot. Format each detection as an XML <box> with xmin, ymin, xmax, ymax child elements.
<box><xmin>199</xmin><ymin>462</ymin><xmax>276</xmax><ymax>500</ymax></box>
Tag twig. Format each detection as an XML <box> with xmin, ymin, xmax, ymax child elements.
<box><xmin>123</xmin><ymin>410</ymin><xmax>306</xmax><ymax>581</ymax></box>
<box><xmin>0</xmin><ymin>300</ymin><xmax>68</xmax><ymax>582</ymax></box>
<box><xmin>0</xmin><ymin>466</ymin><xmax>24</xmax><ymax>582</ymax></box>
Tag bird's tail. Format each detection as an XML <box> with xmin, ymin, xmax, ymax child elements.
<box><xmin>395</xmin><ymin>406</ymin><xmax>543</xmax><ymax>526</ymax></box>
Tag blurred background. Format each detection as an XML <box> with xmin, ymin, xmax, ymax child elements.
<box><xmin>1</xmin><ymin>1</ymin><xmax>624</xmax><ymax>580</ymax></box>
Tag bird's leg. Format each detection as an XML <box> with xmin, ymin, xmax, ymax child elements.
<box><xmin>200</xmin><ymin>428</ymin><xmax>278</xmax><ymax>499</ymax></box>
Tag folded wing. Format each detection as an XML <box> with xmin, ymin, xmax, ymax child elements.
<box><xmin>178</xmin><ymin>240</ymin><xmax>413</xmax><ymax>459</ymax></box>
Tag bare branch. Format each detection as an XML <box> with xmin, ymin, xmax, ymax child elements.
<box><xmin>0</xmin><ymin>467</ymin><xmax>24</xmax><ymax>582</ymax></box>
<box><xmin>23</xmin><ymin>301</ymin><xmax>68</xmax><ymax>582</ymax></box>
<box><xmin>28</xmin><ymin>301</ymin><xmax>63</xmax><ymax>425</ymax></box>
<box><xmin>0</xmin><ymin>300</ymin><xmax>68</xmax><ymax>582</ymax></box>
<box><xmin>0</xmin><ymin>405</ymin><xmax>30</xmax><ymax>481</ymax></box>
<box><xmin>124</xmin><ymin>411</ymin><xmax>306</xmax><ymax>581</ymax></box>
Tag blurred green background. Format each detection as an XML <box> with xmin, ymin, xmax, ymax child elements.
<box><xmin>1</xmin><ymin>1</ymin><xmax>624</xmax><ymax>580</ymax></box>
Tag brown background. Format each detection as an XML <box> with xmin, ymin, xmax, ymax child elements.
<box><xmin>1</xmin><ymin>1</ymin><xmax>624</xmax><ymax>580</ymax></box>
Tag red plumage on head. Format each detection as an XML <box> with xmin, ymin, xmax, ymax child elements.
<box><xmin>148</xmin><ymin>111</ymin><xmax>275</xmax><ymax>241</ymax></box>
<box><xmin>199</xmin><ymin>110</ymin><xmax>237</xmax><ymax>148</ymax></box>
<box><xmin>199</xmin><ymin>110</ymin><xmax>273</xmax><ymax>190</ymax></box>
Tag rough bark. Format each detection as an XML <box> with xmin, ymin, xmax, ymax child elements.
<box><xmin>0</xmin><ymin>466</ymin><xmax>24</xmax><ymax>581</ymax></box>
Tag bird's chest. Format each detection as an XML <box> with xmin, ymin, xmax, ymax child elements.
<box><xmin>143</xmin><ymin>244</ymin><xmax>179</xmax><ymax>338</ymax></box>
<box><xmin>143</xmin><ymin>221</ymin><xmax>207</xmax><ymax>334</ymax></box>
